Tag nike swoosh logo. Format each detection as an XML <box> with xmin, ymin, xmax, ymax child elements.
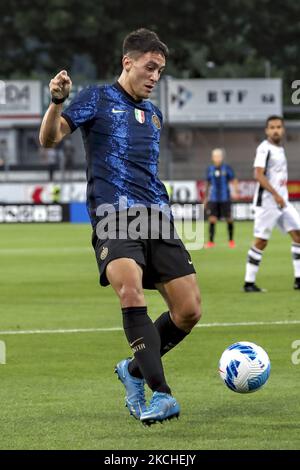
<box><xmin>129</xmin><ymin>337</ymin><xmax>144</xmax><ymax>347</ymax></box>
<box><xmin>188</xmin><ymin>260</ymin><xmax>193</xmax><ymax>265</ymax></box>
<box><xmin>112</xmin><ymin>108</ymin><xmax>127</xmax><ymax>113</ymax></box>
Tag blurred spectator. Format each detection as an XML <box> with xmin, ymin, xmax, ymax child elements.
<box><xmin>0</xmin><ymin>138</ymin><xmax>8</xmax><ymax>168</ymax></box>
<box><xmin>52</xmin><ymin>185</ymin><xmax>61</xmax><ymax>203</ymax></box>
<box><xmin>39</xmin><ymin>146</ymin><xmax>58</xmax><ymax>181</ymax></box>
<box><xmin>169</xmin><ymin>128</ymin><xmax>194</xmax><ymax>161</ymax></box>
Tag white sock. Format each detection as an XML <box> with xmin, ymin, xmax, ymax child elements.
<box><xmin>291</xmin><ymin>243</ymin><xmax>300</xmax><ymax>279</ymax></box>
<box><xmin>245</xmin><ymin>246</ymin><xmax>263</xmax><ymax>283</ymax></box>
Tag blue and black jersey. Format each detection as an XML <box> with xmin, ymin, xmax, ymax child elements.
<box><xmin>62</xmin><ymin>82</ymin><xmax>169</xmax><ymax>227</ymax></box>
<box><xmin>206</xmin><ymin>163</ymin><xmax>235</xmax><ymax>203</ymax></box>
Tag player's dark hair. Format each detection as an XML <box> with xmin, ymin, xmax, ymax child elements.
<box><xmin>266</xmin><ymin>115</ymin><xmax>284</xmax><ymax>126</ymax></box>
<box><xmin>123</xmin><ymin>28</ymin><xmax>169</xmax><ymax>59</ymax></box>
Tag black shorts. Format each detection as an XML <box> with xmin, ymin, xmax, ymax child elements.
<box><xmin>207</xmin><ymin>201</ymin><xmax>232</xmax><ymax>219</ymax></box>
<box><xmin>91</xmin><ymin>211</ymin><xmax>196</xmax><ymax>290</ymax></box>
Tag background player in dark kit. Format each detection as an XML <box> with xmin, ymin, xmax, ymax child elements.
<box><xmin>204</xmin><ymin>148</ymin><xmax>239</xmax><ymax>248</ymax></box>
<box><xmin>39</xmin><ymin>28</ymin><xmax>201</xmax><ymax>425</ymax></box>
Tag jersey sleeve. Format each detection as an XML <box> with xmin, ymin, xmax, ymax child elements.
<box><xmin>61</xmin><ymin>85</ymin><xmax>100</xmax><ymax>132</ymax></box>
<box><xmin>253</xmin><ymin>145</ymin><xmax>269</xmax><ymax>168</ymax></box>
<box><xmin>157</xmin><ymin>108</ymin><xmax>163</xmax><ymax>127</ymax></box>
<box><xmin>226</xmin><ymin>165</ymin><xmax>235</xmax><ymax>180</ymax></box>
<box><xmin>206</xmin><ymin>166</ymin><xmax>211</xmax><ymax>182</ymax></box>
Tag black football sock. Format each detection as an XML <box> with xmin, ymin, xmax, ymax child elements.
<box><xmin>209</xmin><ymin>223</ymin><xmax>215</xmax><ymax>242</ymax></box>
<box><xmin>155</xmin><ymin>311</ymin><xmax>189</xmax><ymax>356</ymax></box>
<box><xmin>129</xmin><ymin>311</ymin><xmax>189</xmax><ymax>379</ymax></box>
<box><xmin>228</xmin><ymin>222</ymin><xmax>234</xmax><ymax>241</ymax></box>
<box><xmin>122</xmin><ymin>306</ymin><xmax>171</xmax><ymax>394</ymax></box>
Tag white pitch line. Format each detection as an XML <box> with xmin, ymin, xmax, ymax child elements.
<box><xmin>0</xmin><ymin>247</ymin><xmax>91</xmax><ymax>255</ymax></box>
<box><xmin>0</xmin><ymin>327</ymin><xmax>122</xmax><ymax>336</ymax></box>
<box><xmin>195</xmin><ymin>320</ymin><xmax>300</xmax><ymax>328</ymax></box>
<box><xmin>0</xmin><ymin>319</ymin><xmax>299</xmax><ymax>336</ymax></box>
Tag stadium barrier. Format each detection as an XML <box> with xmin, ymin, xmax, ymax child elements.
<box><xmin>1</xmin><ymin>180</ymin><xmax>300</xmax><ymax>223</ymax></box>
<box><xmin>0</xmin><ymin>203</ymin><xmax>202</xmax><ymax>223</ymax></box>
<box><xmin>1</xmin><ymin>202</ymin><xmax>299</xmax><ymax>224</ymax></box>
<box><xmin>0</xmin><ymin>204</ymin><xmax>69</xmax><ymax>223</ymax></box>
<box><xmin>1</xmin><ymin>179</ymin><xmax>300</xmax><ymax>204</ymax></box>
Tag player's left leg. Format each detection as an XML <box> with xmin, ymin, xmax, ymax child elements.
<box><xmin>129</xmin><ymin>273</ymin><xmax>201</xmax><ymax>374</ymax></box>
<box><xmin>156</xmin><ymin>273</ymin><xmax>201</xmax><ymax>332</ymax></box>
<box><xmin>226</xmin><ymin>216</ymin><xmax>235</xmax><ymax>248</ymax></box>
<box><xmin>244</xmin><ymin>206</ymin><xmax>280</xmax><ymax>292</ymax></box>
<box><xmin>288</xmin><ymin>230</ymin><xmax>300</xmax><ymax>290</ymax></box>
<box><xmin>128</xmin><ymin>216</ymin><xmax>199</xmax><ymax>424</ymax></box>
<box><xmin>206</xmin><ymin>214</ymin><xmax>217</xmax><ymax>248</ymax></box>
<box><xmin>205</xmin><ymin>202</ymin><xmax>218</xmax><ymax>248</ymax></box>
<box><xmin>244</xmin><ymin>237</ymin><xmax>268</xmax><ymax>292</ymax></box>
<box><xmin>279</xmin><ymin>203</ymin><xmax>300</xmax><ymax>289</ymax></box>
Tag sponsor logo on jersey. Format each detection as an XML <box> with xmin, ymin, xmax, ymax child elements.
<box><xmin>135</xmin><ymin>109</ymin><xmax>145</xmax><ymax>124</ymax></box>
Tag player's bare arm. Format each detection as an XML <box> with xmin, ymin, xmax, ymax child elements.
<box><xmin>231</xmin><ymin>178</ymin><xmax>240</xmax><ymax>200</ymax></box>
<box><xmin>203</xmin><ymin>181</ymin><xmax>210</xmax><ymax>208</ymax></box>
<box><xmin>39</xmin><ymin>70</ymin><xmax>72</xmax><ymax>147</ymax></box>
<box><xmin>254</xmin><ymin>167</ymin><xmax>285</xmax><ymax>208</ymax></box>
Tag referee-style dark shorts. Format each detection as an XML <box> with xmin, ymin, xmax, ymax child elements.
<box><xmin>91</xmin><ymin>211</ymin><xmax>196</xmax><ymax>290</ymax></box>
<box><xmin>206</xmin><ymin>201</ymin><xmax>232</xmax><ymax>219</ymax></box>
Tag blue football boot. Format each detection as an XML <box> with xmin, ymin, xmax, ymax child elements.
<box><xmin>115</xmin><ymin>358</ymin><xmax>146</xmax><ymax>419</ymax></box>
<box><xmin>140</xmin><ymin>391</ymin><xmax>180</xmax><ymax>426</ymax></box>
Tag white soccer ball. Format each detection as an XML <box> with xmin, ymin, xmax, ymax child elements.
<box><xmin>219</xmin><ymin>341</ymin><xmax>271</xmax><ymax>393</ymax></box>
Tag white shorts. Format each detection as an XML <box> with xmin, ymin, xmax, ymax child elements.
<box><xmin>254</xmin><ymin>203</ymin><xmax>300</xmax><ymax>240</ymax></box>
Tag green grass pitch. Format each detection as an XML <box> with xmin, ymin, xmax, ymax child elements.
<box><xmin>0</xmin><ymin>222</ymin><xmax>299</xmax><ymax>450</ymax></box>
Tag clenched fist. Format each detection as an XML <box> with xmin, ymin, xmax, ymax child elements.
<box><xmin>49</xmin><ymin>70</ymin><xmax>72</xmax><ymax>100</ymax></box>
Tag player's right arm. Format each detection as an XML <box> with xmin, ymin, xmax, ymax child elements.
<box><xmin>39</xmin><ymin>70</ymin><xmax>72</xmax><ymax>148</ymax></box>
<box><xmin>203</xmin><ymin>167</ymin><xmax>211</xmax><ymax>208</ymax></box>
<box><xmin>254</xmin><ymin>167</ymin><xmax>285</xmax><ymax>208</ymax></box>
<box><xmin>203</xmin><ymin>181</ymin><xmax>210</xmax><ymax>209</ymax></box>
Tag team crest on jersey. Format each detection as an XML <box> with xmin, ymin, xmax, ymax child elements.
<box><xmin>100</xmin><ymin>246</ymin><xmax>108</xmax><ymax>261</ymax></box>
<box><xmin>134</xmin><ymin>109</ymin><xmax>145</xmax><ymax>124</ymax></box>
<box><xmin>152</xmin><ymin>114</ymin><xmax>161</xmax><ymax>129</ymax></box>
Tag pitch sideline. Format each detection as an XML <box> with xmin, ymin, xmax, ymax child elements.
<box><xmin>0</xmin><ymin>319</ymin><xmax>299</xmax><ymax>336</ymax></box>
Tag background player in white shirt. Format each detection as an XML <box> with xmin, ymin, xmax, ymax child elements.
<box><xmin>244</xmin><ymin>115</ymin><xmax>300</xmax><ymax>292</ymax></box>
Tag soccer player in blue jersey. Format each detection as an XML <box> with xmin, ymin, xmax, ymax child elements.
<box><xmin>204</xmin><ymin>148</ymin><xmax>239</xmax><ymax>248</ymax></box>
<box><xmin>39</xmin><ymin>28</ymin><xmax>201</xmax><ymax>425</ymax></box>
